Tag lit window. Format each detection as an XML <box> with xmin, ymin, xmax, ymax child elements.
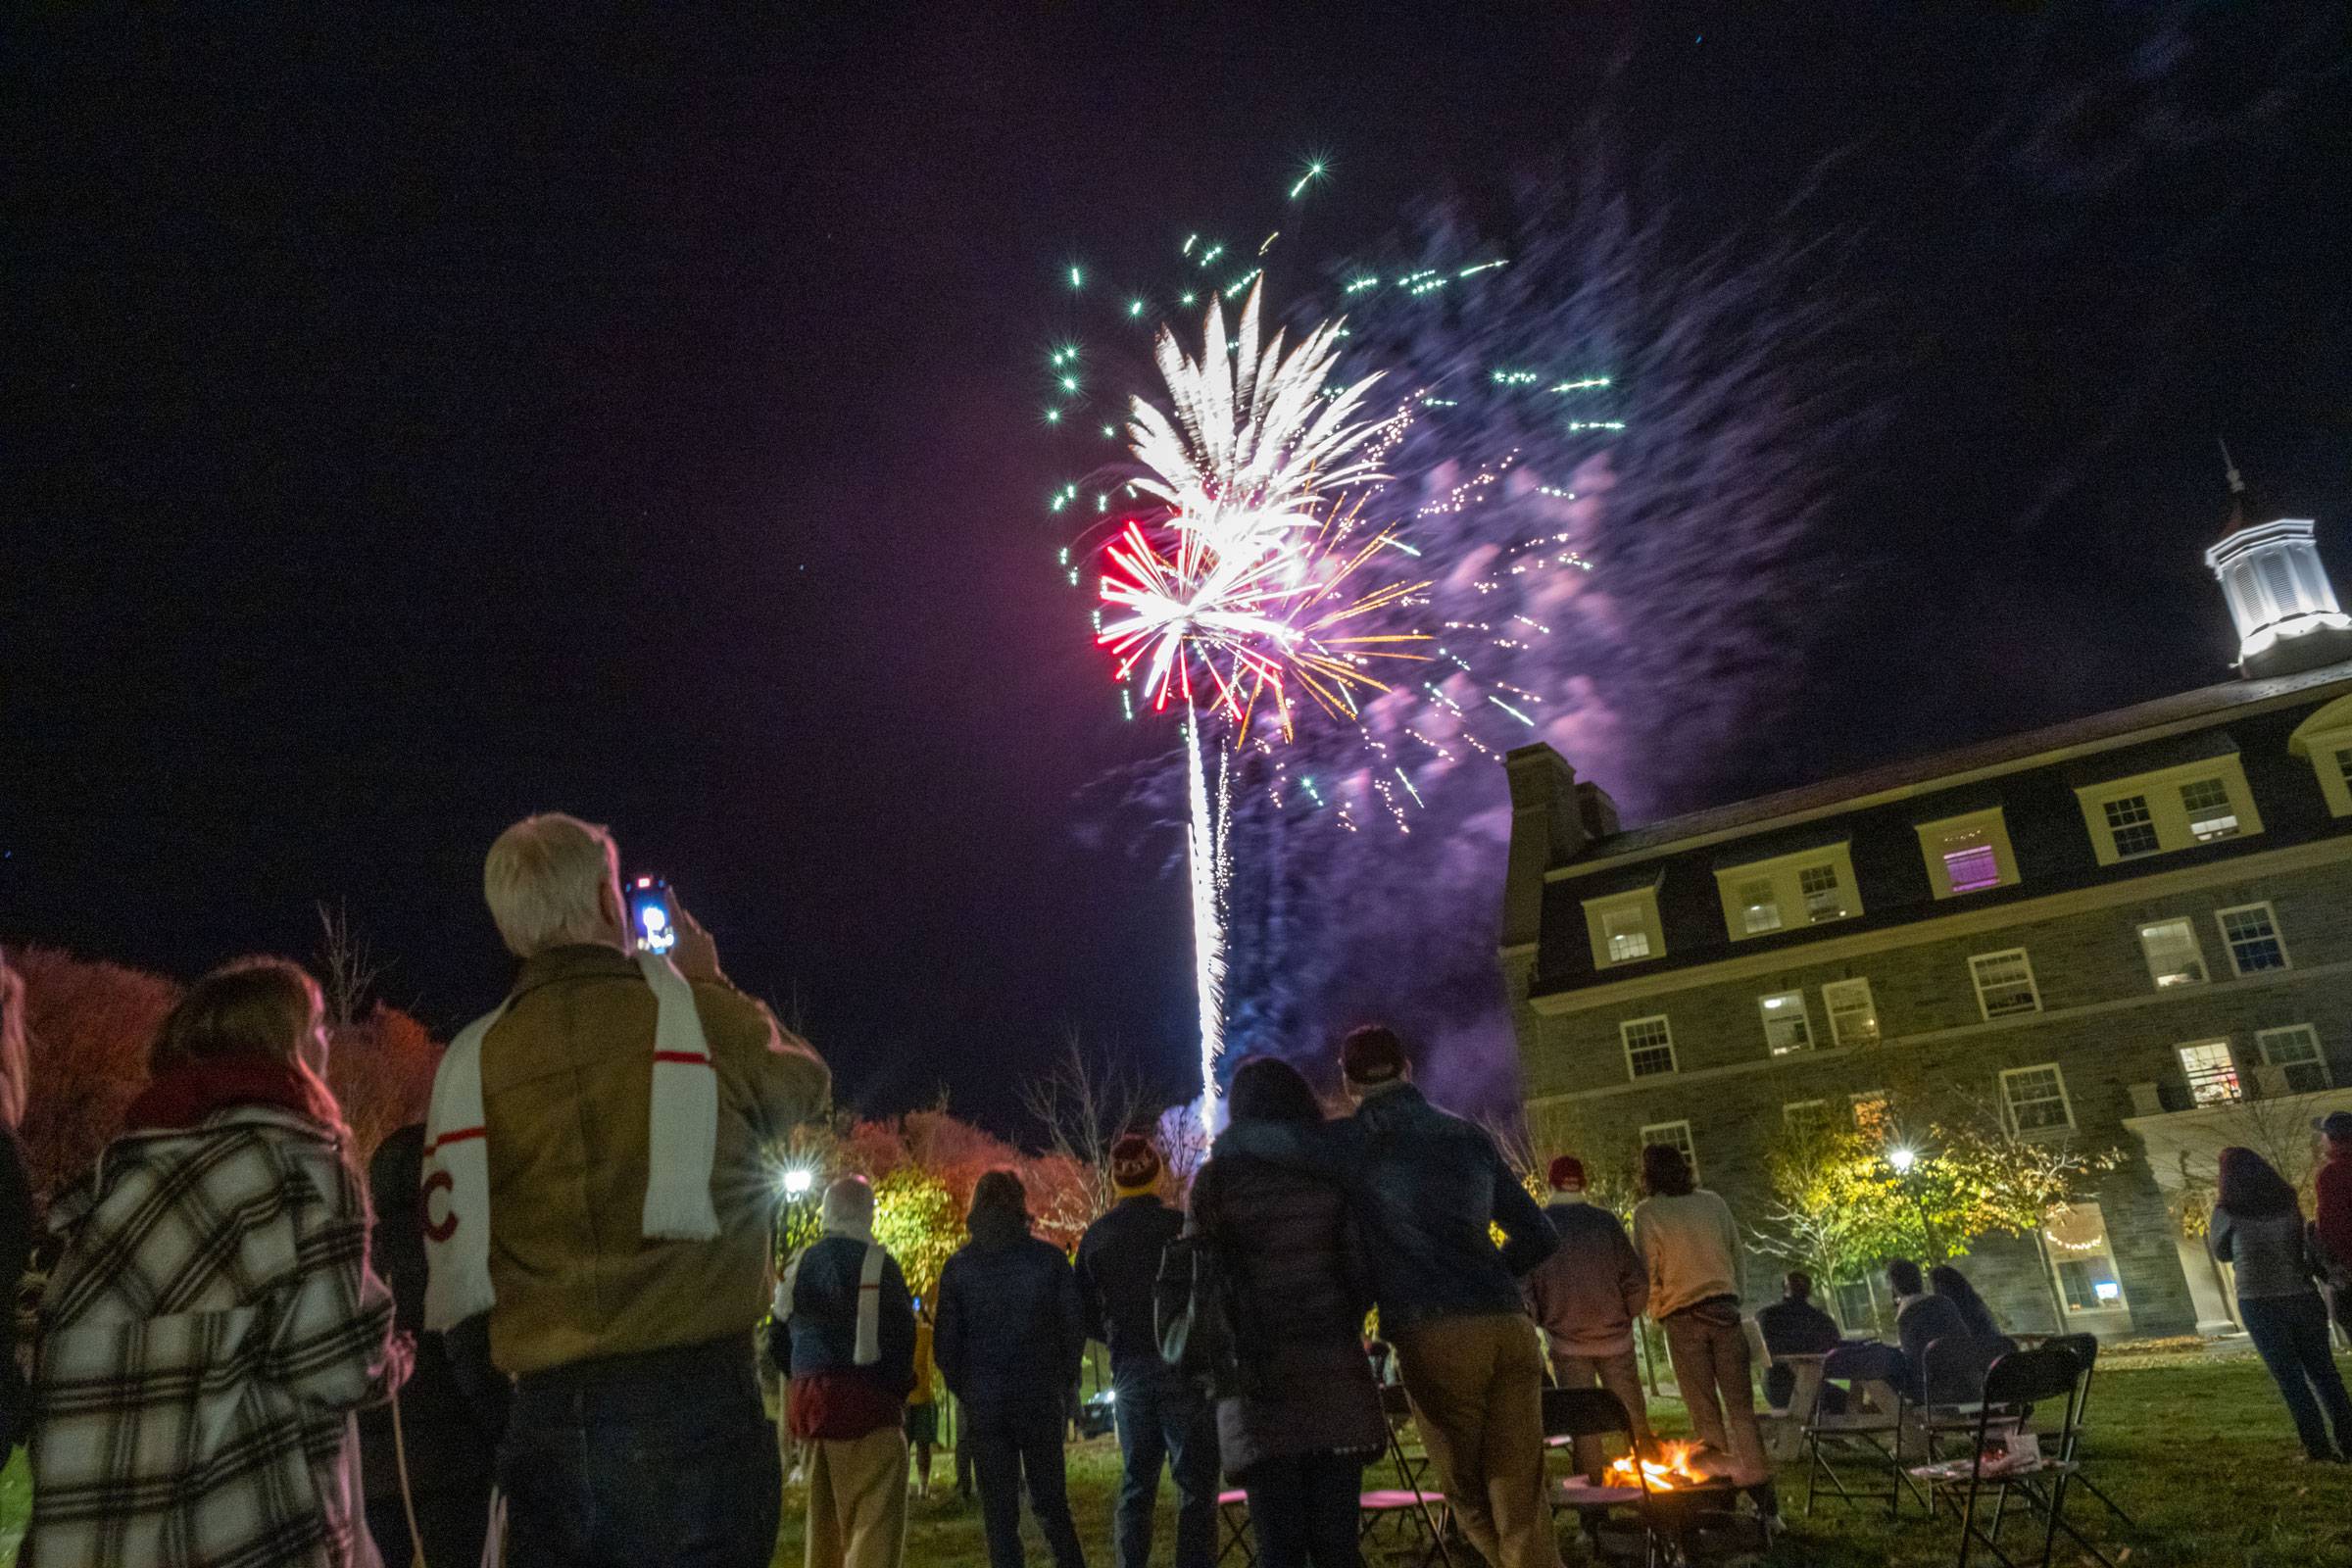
<box><xmin>1783</xmin><ymin>1100</ymin><xmax>1836</xmax><ymax>1139</ymax></box>
<box><xmin>1621</xmin><ymin>1016</ymin><xmax>1678</xmax><ymax>1079</ymax></box>
<box><xmin>2180</xmin><ymin>777</ymin><xmax>2240</xmax><ymax>842</ymax></box>
<box><xmin>2103</xmin><ymin>796</ymin><xmax>2160</xmax><ymax>858</ymax></box>
<box><xmin>1970</xmin><ymin>949</ymin><xmax>2042</xmax><ymax>1019</ymax></box>
<box><xmin>1944</xmin><ymin>845</ymin><xmax>2000</xmax><ymax>893</ymax></box>
<box><xmin>1823</xmin><ymin>978</ymin><xmax>1881</xmax><ymax>1047</ymax></box>
<box><xmin>1917</xmin><ymin>808</ymin><xmax>2020</xmax><ymax>899</ymax></box>
<box><xmin>2138</xmin><ymin>918</ymin><xmax>2208</xmax><ymax>989</ymax></box>
<box><xmin>1758</xmin><ymin>990</ymin><xmax>1814</xmax><ymax>1055</ymax></box>
<box><xmin>1641</xmin><ymin>1119</ymin><xmax>1698</xmax><ymax>1183</ymax></box>
<box><xmin>2218</xmin><ymin>903</ymin><xmax>2289</xmax><ymax>975</ymax></box>
<box><xmin>2046</xmin><ymin>1202</ymin><xmax>2126</xmax><ymax>1313</ymax></box>
<box><xmin>2335</xmin><ymin>746</ymin><xmax>2352</xmax><ymax>792</ymax></box>
<box><xmin>2001</xmin><ymin>1063</ymin><xmax>2074</xmax><ymax>1135</ymax></box>
<box><xmin>1602</xmin><ymin>906</ymin><xmax>1652</xmax><ymax>962</ymax></box>
<box><xmin>2256</xmin><ymin>1025</ymin><xmax>2331</xmax><ymax>1094</ymax></box>
<box><xmin>1798</xmin><ymin>863</ymin><xmax>1846</xmax><ymax>922</ymax></box>
<box><xmin>2177</xmin><ymin>1041</ymin><xmax>2243</xmax><ymax>1105</ymax></box>
<box><xmin>1850</xmin><ymin>1090</ymin><xmax>1891</xmax><ymax>1135</ymax></box>
<box><xmin>1739</xmin><ymin>880</ymin><xmax>1783</xmax><ymax>935</ymax></box>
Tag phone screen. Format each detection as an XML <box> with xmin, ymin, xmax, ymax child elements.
<box><xmin>625</xmin><ymin>876</ymin><xmax>678</xmax><ymax>956</ymax></box>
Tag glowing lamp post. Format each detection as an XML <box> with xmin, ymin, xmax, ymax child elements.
<box><xmin>780</xmin><ymin>1166</ymin><xmax>815</xmax><ymax>1200</ymax></box>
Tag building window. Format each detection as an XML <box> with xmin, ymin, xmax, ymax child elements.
<box><xmin>2178</xmin><ymin>1041</ymin><xmax>2243</xmax><ymax>1105</ymax></box>
<box><xmin>1850</xmin><ymin>1090</ymin><xmax>1891</xmax><ymax>1135</ymax></box>
<box><xmin>2046</xmin><ymin>1202</ymin><xmax>2127</xmax><ymax>1313</ymax></box>
<box><xmin>1621</xmin><ymin>1016</ymin><xmax>1678</xmax><ymax>1079</ymax></box>
<box><xmin>1970</xmin><ymin>949</ymin><xmax>2042</xmax><ymax>1020</ymax></box>
<box><xmin>1917</xmin><ymin>808</ymin><xmax>2022</xmax><ymax>899</ymax></box>
<box><xmin>2217</xmin><ymin>903</ymin><xmax>2289</xmax><ymax>975</ymax></box>
<box><xmin>1583</xmin><ymin>889</ymin><xmax>1665</xmax><ymax>970</ymax></box>
<box><xmin>1641</xmin><ymin>1119</ymin><xmax>1698</xmax><ymax>1183</ymax></box>
<box><xmin>1798</xmin><ymin>863</ymin><xmax>1847</xmax><ymax>923</ymax></box>
<box><xmin>2336</xmin><ymin>745</ymin><xmax>2352</xmax><ymax>793</ymax></box>
<box><xmin>1783</xmin><ymin>1100</ymin><xmax>1837</xmax><ymax>1139</ymax></box>
<box><xmin>1739</xmin><ymin>879</ymin><xmax>1783</xmax><ymax>935</ymax></box>
<box><xmin>2180</xmin><ymin>777</ymin><xmax>2240</xmax><ymax>841</ymax></box>
<box><xmin>1823</xmin><ymin>978</ymin><xmax>1881</xmax><ymax>1047</ymax></box>
<box><xmin>1833</xmin><ymin>1279</ymin><xmax>1878</xmax><ymax>1335</ymax></box>
<box><xmin>2256</xmin><ymin>1025</ymin><xmax>2331</xmax><ymax>1093</ymax></box>
<box><xmin>2001</xmin><ymin>1063</ymin><xmax>2074</xmax><ymax>1135</ymax></box>
<box><xmin>2102</xmin><ymin>795</ymin><xmax>2160</xmax><ymax>858</ymax></box>
<box><xmin>1758</xmin><ymin>990</ymin><xmax>1814</xmax><ymax>1055</ymax></box>
<box><xmin>2138</xmin><ymin>918</ymin><xmax>2209</xmax><ymax>989</ymax></box>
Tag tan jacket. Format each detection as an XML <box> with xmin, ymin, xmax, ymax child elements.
<box><xmin>478</xmin><ymin>945</ymin><xmax>829</xmax><ymax>1376</ymax></box>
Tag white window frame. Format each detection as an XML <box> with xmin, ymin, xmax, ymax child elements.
<box><xmin>2216</xmin><ymin>902</ymin><xmax>2291</xmax><ymax>976</ymax></box>
<box><xmin>1641</xmin><ymin>1119</ymin><xmax>1698</xmax><ymax>1184</ymax></box>
<box><xmin>1737</xmin><ymin>878</ymin><xmax>1783</xmax><ymax>935</ymax></box>
<box><xmin>2179</xmin><ymin>776</ymin><xmax>2241</xmax><ymax>842</ymax></box>
<box><xmin>1915</xmin><ymin>808</ymin><xmax>2022</xmax><ymax>899</ymax></box>
<box><xmin>2137</xmin><ymin>917</ymin><xmax>2209</xmax><ymax>989</ymax></box>
<box><xmin>1714</xmin><ymin>845</ymin><xmax>1862</xmax><ymax>942</ymax></box>
<box><xmin>1969</xmin><ymin>949</ymin><xmax>2043</xmax><ymax>1020</ymax></box>
<box><xmin>1620</xmin><ymin>1015</ymin><xmax>1678</xmax><ymax>1080</ymax></box>
<box><xmin>1822</xmin><ymin>977</ymin><xmax>1881</xmax><ymax>1048</ymax></box>
<box><xmin>1758</xmin><ymin>989</ymin><xmax>1815</xmax><ymax>1055</ymax></box>
<box><xmin>2046</xmin><ymin>1201</ymin><xmax>2129</xmax><ymax>1315</ymax></box>
<box><xmin>2255</xmin><ymin>1025</ymin><xmax>2332</xmax><ymax>1092</ymax></box>
<box><xmin>2176</xmin><ymin>1040</ymin><xmax>2244</xmax><ymax>1105</ymax></box>
<box><xmin>1583</xmin><ymin>887</ymin><xmax>1666</xmax><ymax>970</ymax></box>
<box><xmin>2076</xmin><ymin>757</ymin><xmax>2265</xmax><ymax>865</ymax></box>
<box><xmin>2000</xmin><ymin>1062</ymin><xmax>2075</xmax><ymax>1137</ymax></box>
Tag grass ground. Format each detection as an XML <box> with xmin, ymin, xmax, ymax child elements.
<box><xmin>0</xmin><ymin>1352</ymin><xmax>2339</xmax><ymax>1565</ymax></box>
<box><xmin>766</xmin><ymin>1349</ymin><xmax>2352</xmax><ymax>1567</ymax></box>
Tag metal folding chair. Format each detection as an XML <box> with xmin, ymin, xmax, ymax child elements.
<box><xmin>2047</xmin><ymin>1332</ymin><xmax>2135</xmax><ymax>1531</ymax></box>
<box><xmin>1803</xmin><ymin>1342</ymin><xmax>1921</xmax><ymax>1517</ymax></box>
<box><xmin>1359</xmin><ymin>1382</ymin><xmax>1454</xmax><ymax>1567</ymax></box>
<box><xmin>1215</xmin><ymin>1488</ymin><xmax>1256</xmax><ymax>1565</ymax></box>
<box><xmin>1907</xmin><ymin>1342</ymin><xmax>2115</xmax><ymax>1568</ymax></box>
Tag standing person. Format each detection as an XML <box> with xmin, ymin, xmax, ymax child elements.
<box><xmin>1927</xmin><ymin>1264</ymin><xmax>2002</xmax><ymax>1343</ymax></box>
<box><xmin>0</xmin><ymin>950</ymin><xmax>36</xmax><ymax>1462</ymax></box>
<box><xmin>1523</xmin><ymin>1153</ymin><xmax>1651</xmax><ymax>1449</ymax></box>
<box><xmin>1189</xmin><ymin>1055</ymin><xmax>1386</xmax><ymax>1568</ymax></box>
<box><xmin>907</xmin><ymin>1298</ymin><xmax>941</xmax><ymax>1496</ymax></box>
<box><xmin>1334</xmin><ymin>1025</ymin><xmax>1562</xmax><ymax>1568</ymax></box>
<box><xmin>1753</xmin><ymin>1273</ymin><xmax>1843</xmax><ymax>1413</ymax></box>
<box><xmin>777</xmin><ymin>1175</ymin><xmax>917</xmax><ymax>1568</ymax></box>
<box><xmin>2209</xmin><ymin>1147</ymin><xmax>2352</xmax><ymax>1462</ymax></box>
<box><xmin>2315</xmin><ymin>1111</ymin><xmax>2352</xmax><ymax>1344</ymax></box>
<box><xmin>1631</xmin><ymin>1141</ymin><xmax>1777</xmax><ymax>1523</ymax></box>
<box><xmin>30</xmin><ymin>957</ymin><xmax>409</xmax><ymax>1567</ymax></box>
<box><xmin>424</xmin><ymin>813</ymin><xmax>831</xmax><ymax>1568</ymax></box>
<box><xmin>1076</xmin><ymin>1133</ymin><xmax>1217</xmax><ymax>1568</ymax></box>
<box><xmin>361</xmin><ymin>1123</ymin><xmax>508</xmax><ymax>1568</ymax></box>
<box><xmin>935</xmin><ymin>1170</ymin><xmax>1089</xmax><ymax>1568</ymax></box>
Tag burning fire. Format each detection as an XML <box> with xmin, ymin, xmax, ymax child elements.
<box><xmin>1605</xmin><ymin>1441</ymin><xmax>1713</xmax><ymax>1492</ymax></box>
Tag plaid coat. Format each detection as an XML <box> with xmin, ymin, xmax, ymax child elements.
<box><xmin>31</xmin><ymin>1105</ymin><xmax>397</xmax><ymax>1568</ymax></box>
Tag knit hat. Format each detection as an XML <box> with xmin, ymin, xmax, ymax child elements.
<box><xmin>1547</xmin><ymin>1154</ymin><xmax>1587</xmax><ymax>1193</ymax></box>
<box><xmin>1110</xmin><ymin>1133</ymin><xmax>1162</xmax><ymax>1195</ymax></box>
<box><xmin>1340</xmin><ymin>1025</ymin><xmax>1409</xmax><ymax>1088</ymax></box>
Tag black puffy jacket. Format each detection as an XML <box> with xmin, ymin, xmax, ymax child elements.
<box><xmin>935</xmin><ymin>1206</ymin><xmax>1085</xmax><ymax>1416</ymax></box>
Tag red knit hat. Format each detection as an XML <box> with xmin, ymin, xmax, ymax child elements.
<box><xmin>1110</xmin><ymin>1134</ymin><xmax>1162</xmax><ymax>1193</ymax></box>
<box><xmin>1547</xmin><ymin>1155</ymin><xmax>1587</xmax><ymax>1192</ymax></box>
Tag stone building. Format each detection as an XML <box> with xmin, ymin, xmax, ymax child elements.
<box><xmin>1501</xmin><ymin>480</ymin><xmax>2352</xmax><ymax>1339</ymax></box>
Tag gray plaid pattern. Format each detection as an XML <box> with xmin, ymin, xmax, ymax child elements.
<box><xmin>32</xmin><ymin>1106</ymin><xmax>396</xmax><ymax>1568</ymax></box>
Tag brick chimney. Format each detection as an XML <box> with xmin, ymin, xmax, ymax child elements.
<box><xmin>1502</xmin><ymin>744</ymin><xmax>1590</xmax><ymax>952</ymax></box>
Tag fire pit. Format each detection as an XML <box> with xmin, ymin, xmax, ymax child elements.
<box><xmin>1565</xmin><ymin>1442</ymin><xmax>1767</xmax><ymax>1566</ymax></box>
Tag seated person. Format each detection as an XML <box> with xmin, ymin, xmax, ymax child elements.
<box><xmin>1888</xmin><ymin>1258</ymin><xmax>1969</xmax><ymax>1401</ymax></box>
<box><xmin>1928</xmin><ymin>1263</ymin><xmax>2002</xmax><ymax>1343</ymax></box>
<box><xmin>1754</xmin><ymin>1271</ymin><xmax>1845</xmax><ymax>1413</ymax></box>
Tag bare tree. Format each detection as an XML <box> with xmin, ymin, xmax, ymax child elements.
<box><xmin>315</xmin><ymin>901</ymin><xmax>387</xmax><ymax>1030</ymax></box>
<box><xmin>1020</xmin><ymin>1028</ymin><xmax>1151</xmax><ymax>1225</ymax></box>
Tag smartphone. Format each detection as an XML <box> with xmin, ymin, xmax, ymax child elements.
<box><xmin>624</xmin><ymin>876</ymin><xmax>679</xmax><ymax>956</ymax></box>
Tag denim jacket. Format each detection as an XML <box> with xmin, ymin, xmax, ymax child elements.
<box><xmin>1335</xmin><ymin>1084</ymin><xmax>1556</xmax><ymax>1334</ymax></box>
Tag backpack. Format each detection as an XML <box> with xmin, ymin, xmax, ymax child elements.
<box><xmin>1155</xmin><ymin>1227</ymin><xmax>1249</xmax><ymax>1399</ymax></box>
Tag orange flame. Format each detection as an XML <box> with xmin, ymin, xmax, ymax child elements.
<box><xmin>1604</xmin><ymin>1440</ymin><xmax>1712</xmax><ymax>1493</ymax></box>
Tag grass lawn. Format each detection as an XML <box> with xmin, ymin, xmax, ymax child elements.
<box><xmin>766</xmin><ymin>1349</ymin><xmax>2352</xmax><ymax>1567</ymax></box>
<box><xmin>0</xmin><ymin>1351</ymin><xmax>2339</xmax><ymax>1565</ymax></box>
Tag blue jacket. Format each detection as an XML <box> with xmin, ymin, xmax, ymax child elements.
<box><xmin>935</xmin><ymin>1208</ymin><xmax>1086</xmax><ymax>1414</ymax></box>
<box><xmin>783</xmin><ymin>1234</ymin><xmax>916</xmax><ymax>1398</ymax></box>
<box><xmin>1335</xmin><ymin>1084</ymin><xmax>1556</xmax><ymax>1333</ymax></box>
<box><xmin>1075</xmin><ymin>1195</ymin><xmax>1184</xmax><ymax>1379</ymax></box>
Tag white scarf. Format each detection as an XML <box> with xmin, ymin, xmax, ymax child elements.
<box><xmin>422</xmin><ymin>951</ymin><xmax>719</xmax><ymax>1333</ymax></box>
<box><xmin>772</xmin><ymin>1226</ymin><xmax>889</xmax><ymax>1367</ymax></box>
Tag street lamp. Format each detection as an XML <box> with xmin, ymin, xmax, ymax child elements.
<box><xmin>780</xmin><ymin>1166</ymin><xmax>814</xmax><ymax>1200</ymax></box>
<box><xmin>1886</xmin><ymin>1146</ymin><xmax>1918</xmax><ymax>1175</ymax></box>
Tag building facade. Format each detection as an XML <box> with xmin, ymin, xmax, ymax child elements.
<box><xmin>1502</xmin><ymin>493</ymin><xmax>2352</xmax><ymax>1340</ymax></box>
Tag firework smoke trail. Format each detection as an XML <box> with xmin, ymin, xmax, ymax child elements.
<box><xmin>1181</xmin><ymin>713</ymin><xmax>1230</xmax><ymax>1129</ymax></box>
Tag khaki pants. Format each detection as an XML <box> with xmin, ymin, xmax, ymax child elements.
<box><xmin>1551</xmin><ymin>1348</ymin><xmax>1653</xmax><ymax>1452</ymax></box>
<box><xmin>1660</xmin><ymin>1308</ymin><xmax>1769</xmax><ymax>1489</ymax></box>
<box><xmin>806</xmin><ymin>1424</ymin><xmax>910</xmax><ymax>1568</ymax></box>
<box><xmin>1391</xmin><ymin>1313</ymin><xmax>1562</xmax><ymax>1568</ymax></box>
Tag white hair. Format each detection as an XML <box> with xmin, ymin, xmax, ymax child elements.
<box><xmin>822</xmin><ymin>1174</ymin><xmax>876</xmax><ymax>1238</ymax></box>
<box><xmin>483</xmin><ymin>813</ymin><xmax>622</xmax><ymax>958</ymax></box>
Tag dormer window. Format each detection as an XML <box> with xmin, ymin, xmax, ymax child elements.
<box><xmin>1714</xmin><ymin>846</ymin><xmax>1862</xmax><ymax>942</ymax></box>
<box><xmin>1916</xmin><ymin>808</ymin><xmax>2021</xmax><ymax>899</ymax></box>
<box><xmin>1582</xmin><ymin>885</ymin><xmax>1666</xmax><ymax>970</ymax></box>
<box><xmin>2077</xmin><ymin>755</ymin><xmax>2263</xmax><ymax>866</ymax></box>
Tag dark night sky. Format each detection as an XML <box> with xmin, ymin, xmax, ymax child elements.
<box><xmin>8</xmin><ymin>4</ymin><xmax>2349</xmax><ymax>1134</ymax></box>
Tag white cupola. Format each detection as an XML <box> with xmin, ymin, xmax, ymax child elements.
<box><xmin>2202</xmin><ymin>444</ymin><xmax>2352</xmax><ymax>679</ymax></box>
